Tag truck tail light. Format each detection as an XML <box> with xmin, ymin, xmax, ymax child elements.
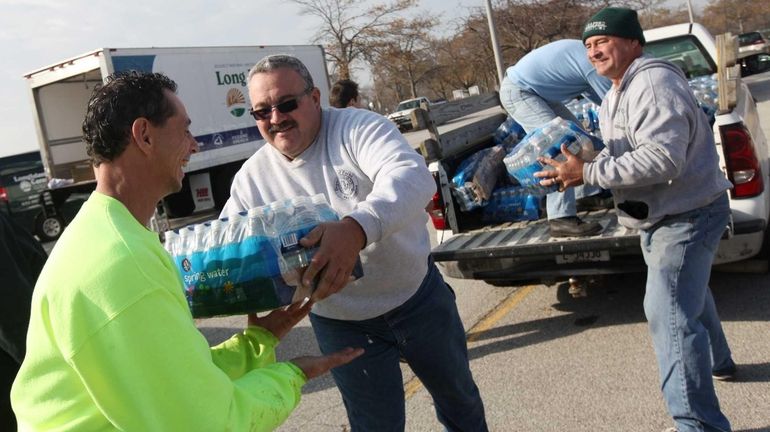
<box><xmin>0</xmin><ymin>187</ymin><xmax>7</xmax><ymax>203</ymax></box>
<box><xmin>426</xmin><ymin>191</ymin><xmax>446</xmax><ymax>230</ymax></box>
<box><xmin>720</xmin><ymin>122</ymin><xmax>764</xmax><ymax>198</ymax></box>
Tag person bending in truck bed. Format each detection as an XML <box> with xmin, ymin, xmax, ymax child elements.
<box><xmin>537</xmin><ymin>8</ymin><xmax>735</xmax><ymax>432</ymax></box>
<box><xmin>329</xmin><ymin>78</ymin><xmax>360</xmax><ymax>108</ymax></box>
<box><xmin>500</xmin><ymin>38</ymin><xmax>611</xmax><ymax>237</ymax></box>
<box><xmin>11</xmin><ymin>71</ymin><xmax>361</xmax><ymax>431</ymax></box>
<box><xmin>222</xmin><ymin>54</ymin><xmax>488</xmax><ymax>431</ymax></box>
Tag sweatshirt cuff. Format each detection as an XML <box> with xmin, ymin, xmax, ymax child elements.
<box><xmin>245</xmin><ymin>325</ymin><xmax>280</xmax><ymax>348</ymax></box>
<box><xmin>344</xmin><ymin>209</ymin><xmax>379</xmax><ymax>248</ymax></box>
<box><xmin>285</xmin><ymin>361</ymin><xmax>308</xmax><ymax>383</ymax></box>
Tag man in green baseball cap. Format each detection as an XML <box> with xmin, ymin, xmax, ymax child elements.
<box><xmin>537</xmin><ymin>6</ymin><xmax>736</xmax><ymax>432</ymax></box>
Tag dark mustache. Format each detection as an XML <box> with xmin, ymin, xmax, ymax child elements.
<box><xmin>268</xmin><ymin>121</ymin><xmax>297</xmax><ymax>134</ymax></box>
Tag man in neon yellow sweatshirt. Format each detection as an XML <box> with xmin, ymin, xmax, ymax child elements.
<box><xmin>11</xmin><ymin>71</ymin><xmax>362</xmax><ymax>431</ymax></box>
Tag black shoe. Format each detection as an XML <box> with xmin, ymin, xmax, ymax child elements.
<box><xmin>713</xmin><ymin>362</ymin><xmax>737</xmax><ymax>381</ymax></box>
<box><xmin>549</xmin><ymin>216</ymin><xmax>603</xmax><ymax>238</ymax></box>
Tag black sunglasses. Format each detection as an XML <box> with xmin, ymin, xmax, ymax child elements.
<box><xmin>249</xmin><ymin>88</ymin><xmax>312</xmax><ymax>120</ymax></box>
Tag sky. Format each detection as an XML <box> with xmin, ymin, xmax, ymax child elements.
<box><xmin>0</xmin><ymin>0</ymin><xmax>704</xmax><ymax>158</ymax></box>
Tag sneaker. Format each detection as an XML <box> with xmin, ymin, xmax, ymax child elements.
<box><xmin>712</xmin><ymin>362</ymin><xmax>737</xmax><ymax>381</ymax></box>
<box><xmin>548</xmin><ymin>216</ymin><xmax>603</xmax><ymax>238</ymax></box>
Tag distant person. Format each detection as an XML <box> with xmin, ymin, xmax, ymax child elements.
<box><xmin>223</xmin><ymin>54</ymin><xmax>488</xmax><ymax>431</ymax></box>
<box><xmin>0</xmin><ymin>211</ymin><xmax>47</xmax><ymax>431</ymax></box>
<box><xmin>538</xmin><ymin>8</ymin><xmax>735</xmax><ymax>431</ymax></box>
<box><xmin>329</xmin><ymin>78</ymin><xmax>360</xmax><ymax>108</ymax></box>
<box><xmin>11</xmin><ymin>71</ymin><xmax>362</xmax><ymax>431</ymax></box>
<box><xmin>500</xmin><ymin>39</ymin><xmax>611</xmax><ymax>237</ymax></box>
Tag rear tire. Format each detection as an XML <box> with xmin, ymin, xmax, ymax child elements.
<box><xmin>35</xmin><ymin>212</ymin><xmax>64</xmax><ymax>242</ymax></box>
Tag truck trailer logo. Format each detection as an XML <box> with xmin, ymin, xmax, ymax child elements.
<box><xmin>226</xmin><ymin>88</ymin><xmax>247</xmax><ymax>117</ymax></box>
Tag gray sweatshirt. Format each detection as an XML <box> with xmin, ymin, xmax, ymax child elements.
<box><xmin>221</xmin><ymin>107</ymin><xmax>434</xmax><ymax>321</ymax></box>
<box><xmin>583</xmin><ymin>56</ymin><xmax>732</xmax><ymax>230</ymax></box>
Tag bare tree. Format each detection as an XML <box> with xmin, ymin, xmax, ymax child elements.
<box><xmin>289</xmin><ymin>0</ymin><xmax>418</xmax><ymax>80</ymax></box>
<box><xmin>366</xmin><ymin>16</ymin><xmax>439</xmax><ymax>99</ymax></box>
<box><xmin>701</xmin><ymin>0</ymin><xmax>770</xmax><ymax>35</ymax></box>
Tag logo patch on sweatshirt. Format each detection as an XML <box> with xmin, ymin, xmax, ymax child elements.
<box><xmin>334</xmin><ymin>169</ymin><xmax>358</xmax><ymax>200</ymax></box>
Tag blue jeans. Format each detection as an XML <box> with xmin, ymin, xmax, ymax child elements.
<box><xmin>309</xmin><ymin>260</ymin><xmax>488</xmax><ymax>432</ymax></box>
<box><xmin>499</xmin><ymin>75</ymin><xmax>602</xmax><ymax>219</ymax></box>
<box><xmin>640</xmin><ymin>193</ymin><xmax>733</xmax><ymax>432</ymax></box>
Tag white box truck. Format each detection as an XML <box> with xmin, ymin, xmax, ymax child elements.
<box><xmin>24</xmin><ymin>45</ymin><xmax>330</xmax><ymax>240</ymax></box>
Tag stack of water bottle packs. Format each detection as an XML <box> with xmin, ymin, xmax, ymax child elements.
<box><xmin>451</xmin><ymin>145</ymin><xmax>508</xmax><ymax>212</ymax></box>
<box><xmin>688</xmin><ymin>74</ymin><xmax>719</xmax><ymax>124</ymax></box>
<box><xmin>451</xmin><ymin>116</ymin><xmax>525</xmax><ymax>212</ymax></box>
<box><xmin>164</xmin><ymin>194</ymin><xmax>360</xmax><ymax>318</ymax></box>
<box><xmin>503</xmin><ymin>117</ymin><xmax>598</xmax><ymax>195</ymax></box>
<box><xmin>449</xmin><ymin>116</ymin><xmax>540</xmax><ymax>222</ymax></box>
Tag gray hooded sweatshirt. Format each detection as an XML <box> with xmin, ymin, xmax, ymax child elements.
<box><xmin>583</xmin><ymin>55</ymin><xmax>732</xmax><ymax>230</ymax></box>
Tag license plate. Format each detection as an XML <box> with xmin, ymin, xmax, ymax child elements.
<box><xmin>555</xmin><ymin>250</ymin><xmax>610</xmax><ymax>264</ymax></box>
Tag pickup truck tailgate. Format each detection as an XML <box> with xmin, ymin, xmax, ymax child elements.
<box><xmin>431</xmin><ymin>209</ymin><xmax>646</xmax><ymax>280</ymax></box>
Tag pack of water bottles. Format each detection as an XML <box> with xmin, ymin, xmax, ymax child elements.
<box><xmin>566</xmin><ymin>99</ymin><xmax>601</xmax><ymax>136</ymax></box>
<box><xmin>688</xmin><ymin>74</ymin><xmax>718</xmax><ymax>124</ymax></box>
<box><xmin>503</xmin><ymin>118</ymin><xmax>597</xmax><ymax>196</ymax></box>
<box><xmin>451</xmin><ymin>145</ymin><xmax>507</xmax><ymax>211</ymax></box>
<box><xmin>493</xmin><ymin>116</ymin><xmax>526</xmax><ymax>149</ymax></box>
<box><xmin>481</xmin><ymin>185</ymin><xmax>541</xmax><ymax>223</ymax></box>
<box><xmin>164</xmin><ymin>194</ymin><xmax>363</xmax><ymax>318</ymax></box>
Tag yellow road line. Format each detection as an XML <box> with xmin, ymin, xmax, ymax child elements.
<box><xmin>404</xmin><ymin>284</ymin><xmax>538</xmax><ymax>399</ymax></box>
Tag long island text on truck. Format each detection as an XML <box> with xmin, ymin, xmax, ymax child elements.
<box><xmin>24</xmin><ymin>45</ymin><xmax>330</xmax><ymax>241</ymax></box>
<box><xmin>421</xmin><ymin>23</ymin><xmax>769</xmax><ymax>288</ymax></box>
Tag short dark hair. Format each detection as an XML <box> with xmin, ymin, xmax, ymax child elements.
<box><xmin>82</xmin><ymin>71</ymin><xmax>178</xmax><ymax>165</ymax></box>
<box><xmin>329</xmin><ymin>79</ymin><xmax>359</xmax><ymax>108</ymax></box>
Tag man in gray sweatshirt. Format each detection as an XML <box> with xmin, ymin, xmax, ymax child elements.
<box><xmin>538</xmin><ymin>8</ymin><xmax>734</xmax><ymax>432</ymax></box>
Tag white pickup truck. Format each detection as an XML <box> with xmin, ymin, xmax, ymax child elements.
<box><xmin>387</xmin><ymin>97</ymin><xmax>430</xmax><ymax>132</ymax></box>
<box><xmin>427</xmin><ymin>23</ymin><xmax>770</xmax><ymax>285</ymax></box>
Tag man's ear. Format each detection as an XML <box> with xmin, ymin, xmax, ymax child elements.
<box><xmin>310</xmin><ymin>87</ymin><xmax>322</xmax><ymax>108</ymax></box>
<box><xmin>131</xmin><ymin>118</ymin><xmax>152</xmax><ymax>156</ymax></box>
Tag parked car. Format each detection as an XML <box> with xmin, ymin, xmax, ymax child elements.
<box><xmin>387</xmin><ymin>97</ymin><xmax>430</xmax><ymax>132</ymax></box>
<box><xmin>0</xmin><ymin>152</ymin><xmax>47</xmax><ymax>235</ymax></box>
<box><xmin>740</xmin><ymin>53</ymin><xmax>770</xmax><ymax>77</ymax></box>
<box><xmin>0</xmin><ymin>151</ymin><xmax>89</xmax><ymax>241</ymax></box>
<box><xmin>738</xmin><ymin>31</ymin><xmax>770</xmax><ymax>58</ymax></box>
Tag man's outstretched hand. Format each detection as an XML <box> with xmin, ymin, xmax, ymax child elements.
<box><xmin>292</xmin><ymin>347</ymin><xmax>365</xmax><ymax>380</ymax></box>
<box><xmin>247</xmin><ymin>300</ymin><xmax>313</xmax><ymax>340</ymax></box>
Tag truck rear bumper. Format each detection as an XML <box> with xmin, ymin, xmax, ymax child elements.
<box><xmin>432</xmin><ymin>211</ymin><xmax>767</xmax><ymax>282</ymax></box>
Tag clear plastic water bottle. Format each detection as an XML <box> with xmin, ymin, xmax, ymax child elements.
<box><xmin>164</xmin><ymin>230</ymin><xmax>179</xmax><ymax>257</ymax></box>
<box><xmin>224</xmin><ymin>211</ymin><xmax>247</xmax><ymax>245</ymax></box>
<box><xmin>311</xmin><ymin>193</ymin><xmax>339</xmax><ymax>222</ymax></box>
<box><xmin>178</xmin><ymin>226</ymin><xmax>193</xmax><ymax>257</ymax></box>
<box><xmin>243</xmin><ymin>206</ymin><xmax>278</xmax><ymax>280</ymax></box>
<box><xmin>205</xmin><ymin>219</ymin><xmax>226</xmax><ymax>264</ymax></box>
<box><xmin>277</xmin><ymin>197</ymin><xmax>322</xmax><ymax>279</ymax></box>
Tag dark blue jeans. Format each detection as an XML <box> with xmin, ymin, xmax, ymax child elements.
<box><xmin>310</xmin><ymin>261</ymin><xmax>488</xmax><ymax>432</ymax></box>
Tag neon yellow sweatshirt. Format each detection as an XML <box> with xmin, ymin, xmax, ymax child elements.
<box><xmin>11</xmin><ymin>192</ymin><xmax>306</xmax><ymax>431</ymax></box>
